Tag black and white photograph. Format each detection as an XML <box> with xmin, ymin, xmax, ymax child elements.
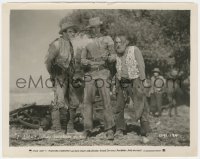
<box><xmin>2</xmin><ymin>3</ymin><xmax>198</xmax><ymax>157</ymax></box>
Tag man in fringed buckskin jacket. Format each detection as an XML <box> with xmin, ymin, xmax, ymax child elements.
<box><xmin>45</xmin><ymin>21</ymin><xmax>80</xmax><ymax>133</ymax></box>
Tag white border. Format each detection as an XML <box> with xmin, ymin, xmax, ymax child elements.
<box><xmin>1</xmin><ymin>1</ymin><xmax>199</xmax><ymax>158</ymax></box>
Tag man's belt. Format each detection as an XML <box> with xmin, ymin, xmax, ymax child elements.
<box><xmin>120</xmin><ymin>78</ymin><xmax>133</xmax><ymax>84</ymax></box>
<box><xmin>88</xmin><ymin>57</ymin><xmax>107</xmax><ymax>62</ymax></box>
<box><xmin>90</xmin><ymin>65</ymin><xmax>105</xmax><ymax>72</ymax></box>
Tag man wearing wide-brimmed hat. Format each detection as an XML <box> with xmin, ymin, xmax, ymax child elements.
<box><xmin>150</xmin><ymin>67</ymin><xmax>166</xmax><ymax>117</ymax></box>
<box><xmin>81</xmin><ymin>17</ymin><xmax>116</xmax><ymax>140</ymax></box>
<box><xmin>45</xmin><ymin>21</ymin><xmax>80</xmax><ymax>132</ymax></box>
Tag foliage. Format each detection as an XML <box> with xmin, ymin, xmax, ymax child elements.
<box><xmin>60</xmin><ymin>10</ymin><xmax>190</xmax><ymax>77</ymax></box>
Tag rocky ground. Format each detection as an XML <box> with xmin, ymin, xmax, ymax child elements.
<box><xmin>10</xmin><ymin>105</ymin><xmax>190</xmax><ymax>147</ymax></box>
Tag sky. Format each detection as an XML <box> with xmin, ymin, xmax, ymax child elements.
<box><xmin>10</xmin><ymin>10</ymin><xmax>72</xmax><ymax>89</ymax></box>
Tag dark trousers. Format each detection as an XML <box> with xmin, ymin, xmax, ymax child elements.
<box><xmin>114</xmin><ymin>78</ymin><xmax>149</xmax><ymax>133</ymax></box>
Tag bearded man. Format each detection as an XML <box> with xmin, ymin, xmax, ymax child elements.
<box><xmin>112</xmin><ymin>34</ymin><xmax>151</xmax><ymax>141</ymax></box>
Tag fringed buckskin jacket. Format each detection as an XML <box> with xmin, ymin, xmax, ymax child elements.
<box><xmin>45</xmin><ymin>37</ymin><xmax>73</xmax><ymax>76</ymax></box>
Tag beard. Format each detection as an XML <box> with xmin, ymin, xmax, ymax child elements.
<box><xmin>115</xmin><ymin>46</ymin><xmax>126</xmax><ymax>54</ymax></box>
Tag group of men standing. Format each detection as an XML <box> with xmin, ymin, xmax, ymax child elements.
<box><xmin>45</xmin><ymin>17</ymin><xmax>153</xmax><ymax>141</ymax></box>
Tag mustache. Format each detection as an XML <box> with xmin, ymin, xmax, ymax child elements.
<box><xmin>116</xmin><ymin>46</ymin><xmax>124</xmax><ymax>50</ymax></box>
<box><xmin>115</xmin><ymin>45</ymin><xmax>121</xmax><ymax>49</ymax></box>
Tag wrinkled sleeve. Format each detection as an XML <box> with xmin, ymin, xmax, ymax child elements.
<box><xmin>106</xmin><ymin>36</ymin><xmax>114</xmax><ymax>46</ymax></box>
<box><xmin>134</xmin><ymin>46</ymin><xmax>146</xmax><ymax>80</ymax></box>
<box><xmin>45</xmin><ymin>42</ymin><xmax>58</xmax><ymax>75</ymax></box>
<box><xmin>107</xmin><ymin>36</ymin><xmax>115</xmax><ymax>55</ymax></box>
<box><xmin>81</xmin><ymin>46</ymin><xmax>91</xmax><ymax>65</ymax></box>
<box><xmin>106</xmin><ymin>36</ymin><xmax>117</xmax><ymax>77</ymax></box>
<box><xmin>106</xmin><ymin>36</ymin><xmax>116</xmax><ymax>62</ymax></box>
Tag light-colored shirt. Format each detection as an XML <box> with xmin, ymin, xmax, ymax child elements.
<box><xmin>71</xmin><ymin>34</ymin><xmax>93</xmax><ymax>58</ymax></box>
<box><xmin>71</xmin><ymin>35</ymin><xmax>93</xmax><ymax>73</ymax></box>
<box><xmin>81</xmin><ymin>35</ymin><xmax>115</xmax><ymax>79</ymax></box>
